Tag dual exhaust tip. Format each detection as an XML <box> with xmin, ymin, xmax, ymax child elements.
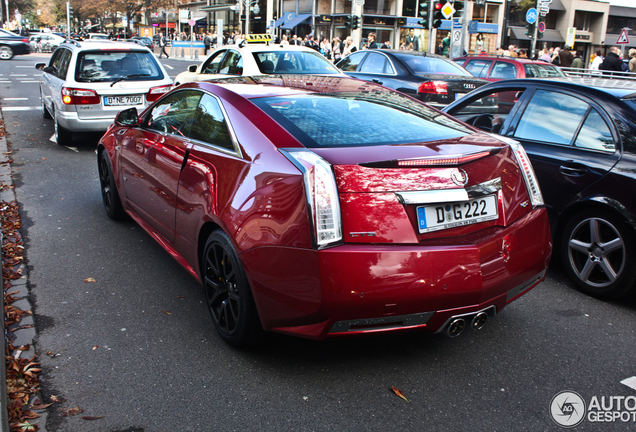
<box><xmin>446</xmin><ymin>311</ymin><xmax>489</xmax><ymax>338</ymax></box>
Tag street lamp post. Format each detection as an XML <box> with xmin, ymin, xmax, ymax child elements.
<box><xmin>233</xmin><ymin>0</ymin><xmax>259</xmax><ymax>35</ymax></box>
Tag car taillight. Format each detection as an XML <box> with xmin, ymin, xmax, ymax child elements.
<box><xmin>418</xmin><ymin>81</ymin><xmax>448</xmax><ymax>94</ymax></box>
<box><xmin>61</xmin><ymin>87</ymin><xmax>100</xmax><ymax>105</ymax></box>
<box><xmin>147</xmin><ymin>84</ymin><xmax>173</xmax><ymax>102</ymax></box>
<box><xmin>280</xmin><ymin>149</ymin><xmax>342</xmax><ymax>248</ymax></box>
<box><xmin>21</xmin><ymin>38</ymin><xmax>28</xmax><ymax>43</ymax></box>
<box><xmin>499</xmin><ymin>136</ymin><xmax>544</xmax><ymax>207</ymax></box>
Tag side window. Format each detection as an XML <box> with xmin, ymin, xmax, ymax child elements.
<box><xmin>359</xmin><ymin>52</ymin><xmax>389</xmax><ymax>74</ymax></box>
<box><xmin>490</xmin><ymin>61</ymin><xmax>517</xmax><ymax>79</ymax></box>
<box><xmin>337</xmin><ymin>52</ymin><xmax>366</xmax><ymax>72</ymax></box>
<box><xmin>218</xmin><ymin>51</ymin><xmax>243</xmax><ymax>75</ymax></box>
<box><xmin>145</xmin><ymin>90</ymin><xmax>202</xmax><ymax>137</ymax></box>
<box><xmin>513</xmin><ymin>90</ymin><xmax>589</xmax><ymax>145</ymax></box>
<box><xmin>575</xmin><ymin>109</ymin><xmax>616</xmax><ymax>152</ymax></box>
<box><xmin>202</xmin><ymin>50</ymin><xmax>226</xmax><ymax>74</ymax></box>
<box><xmin>58</xmin><ymin>50</ymin><xmax>72</xmax><ymax>80</ymax></box>
<box><xmin>189</xmin><ymin>94</ymin><xmax>235</xmax><ymax>151</ymax></box>
<box><xmin>49</xmin><ymin>48</ymin><xmax>67</xmax><ymax>74</ymax></box>
<box><xmin>465</xmin><ymin>59</ymin><xmax>492</xmax><ymax>78</ymax></box>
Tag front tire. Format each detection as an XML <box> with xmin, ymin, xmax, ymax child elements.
<box><xmin>98</xmin><ymin>151</ymin><xmax>126</xmax><ymax>220</ymax></box>
<box><xmin>203</xmin><ymin>230</ymin><xmax>261</xmax><ymax>347</ymax></box>
<box><xmin>0</xmin><ymin>46</ymin><xmax>14</xmax><ymax>60</ymax></box>
<box><xmin>561</xmin><ymin>209</ymin><xmax>636</xmax><ymax>299</ymax></box>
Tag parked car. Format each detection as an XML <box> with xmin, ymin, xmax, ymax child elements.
<box><xmin>444</xmin><ymin>77</ymin><xmax>636</xmax><ymax>299</ymax></box>
<box><xmin>132</xmin><ymin>36</ymin><xmax>154</xmax><ymax>50</ymax></box>
<box><xmin>454</xmin><ymin>55</ymin><xmax>566</xmax><ymax>81</ymax></box>
<box><xmin>173</xmin><ymin>36</ymin><xmax>343</xmax><ymax>86</ymax></box>
<box><xmin>87</xmin><ymin>33</ymin><xmax>109</xmax><ymax>40</ymax></box>
<box><xmin>36</xmin><ymin>40</ymin><xmax>173</xmax><ymax>146</ymax></box>
<box><xmin>0</xmin><ymin>29</ymin><xmax>31</xmax><ymax>60</ymax></box>
<box><xmin>335</xmin><ymin>50</ymin><xmax>487</xmax><ymax>107</ymax></box>
<box><xmin>125</xmin><ymin>39</ymin><xmax>146</xmax><ymax>47</ymax></box>
<box><xmin>97</xmin><ymin>75</ymin><xmax>551</xmax><ymax>346</ymax></box>
<box><xmin>29</xmin><ymin>33</ymin><xmax>65</xmax><ymax>52</ymax></box>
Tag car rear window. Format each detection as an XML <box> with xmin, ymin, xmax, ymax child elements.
<box><xmin>252</xmin><ymin>51</ymin><xmax>341</xmax><ymax>75</ymax></box>
<box><xmin>397</xmin><ymin>55</ymin><xmax>472</xmax><ymax>76</ymax></box>
<box><xmin>251</xmin><ymin>93</ymin><xmax>470</xmax><ymax>147</ymax></box>
<box><xmin>524</xmin><ymin>64</ymin><xmax>565</xmax><ymax>78</ymax></box>
<box><xmin>75</xmin><ymin>50</ymin><xmax>164</xmax><ymax>82</ymax></box>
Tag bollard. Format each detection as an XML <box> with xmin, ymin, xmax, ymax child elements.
<box><xmin>180</xmin><ymin>47</ymin><xmax>185</xmax><ymax>58</ymax></box>
<box><xmin>194</xmin><ymin>49</ymin><xmax>199</xmax><ymax>60</ymax></box>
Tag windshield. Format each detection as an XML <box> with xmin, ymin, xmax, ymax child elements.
<box><xmin>252</xmin><ymin>51</ymin><xmax>341</xmax><ymax>75</ymax></box>
<box><xmin>75</xmin><ymin>51</ymin><xmax>164</xmax><ymax>82</ymax></box>
<box><xmin>397</xmin><ymin>54</ymin><xmax>472</xmax><ymax>76</ymax></box>
<box><xmin>251</xmin><ymin>93</ymin><xmax>470</xmax><ymax>147</ymax></box>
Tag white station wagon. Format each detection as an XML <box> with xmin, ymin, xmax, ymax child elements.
<box><xmin>36</xmin><ymin>40</ymin><xmax>173</xmax><ymax>146</ymax></box>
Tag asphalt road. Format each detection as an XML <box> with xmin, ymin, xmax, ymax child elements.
<box><xmin>1</xmin><ymin>52</ymin><xmax>636</xmax><ymax>432</ymax></box>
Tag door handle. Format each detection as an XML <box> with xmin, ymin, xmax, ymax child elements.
<box><xmin>559</xmin><ymin>164</ymin><xmax>587</xmax><ymax>176</ymax></box>
<box><xmin>372</xmin><ymin>78</ymin><xmax>383</xmax><ymax>85</ymax></box>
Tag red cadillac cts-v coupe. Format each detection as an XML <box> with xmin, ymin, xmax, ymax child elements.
<box><xmin>97</xmin><ymin>75</ymin><xmax>552</xmax><ymax>347</ymax></box>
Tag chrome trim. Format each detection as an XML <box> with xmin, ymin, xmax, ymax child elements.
<box><xmin>466</xmin><ymin>177</ymin><xmax>502</xmax><ymax>198</ymax></box>
<box><xmin>329</xmin><ymin>311</ymin><xmax>434</xmax><ymax>333</ymax></box>
<box><xmin>506</xmin><ymin>269</ymin><xmax>546</xmax><ymax>301</ymax></box>
<box><xmin>434</xmin><ymin>305</ymin><xmax>497</xmax><ymax>334</ymax></box>
<box><xmin>396</xmin><ymin>188</ymin><xmax>468</xmax><ymax>205</ymax></box>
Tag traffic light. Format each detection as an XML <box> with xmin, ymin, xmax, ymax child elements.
<box><xmin>432</xmin><ymin>2</ymin><xmax>443</xmax><ymax>28</ymax></box>
<box><xmin>345</xmin><ymin>15</ymin><xmax>352</xmax><ymax>29</ymax></box>
<box><xmin>69</xmin><ymin>6</ymin><xmax>73</xmax><ymax>19</ymax></box>
<box><xmin>452</xmin><ymin>0</ymin><xmax>464</xmax><ymax>19</ymax></box>
<box><xmin>352</xmin><ymin>15</ymin><xmax>360</xmax><ymax>30</ymax></box>
<box><xmin>525</xmin><ymin>21</ymin><xmax>536</xmax><ymax>38</ymax></box>
<box><xmin>418</xmin><ymin>1</ymin><xmax>429</xmax><ymax>28</ymax></box>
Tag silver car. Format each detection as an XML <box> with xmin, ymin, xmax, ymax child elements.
<box><xmin>37</xmin><ymin>40</ymin><xmax>173</xmax><ymax>146</ymax></box>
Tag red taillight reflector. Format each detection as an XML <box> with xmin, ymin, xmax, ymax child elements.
<box><xmin>146</xmin><ymin>84</ymin><xmax>173</xmax><ymax>102</ymax></box>
<box><xmin>418</xmin><ymin>81</ymin><xmax>448</xmax><ymax>94</ymax></box>
<box><xmin>21</xmin><ymin>38</ymin><xmax>29</xmax><ymax>43</ymax></box>
<box><xmin>397</xmin><ymin>151</ymin><xmax>492</xmax><ymax>167</ymax></box>
<box><xmin>61</xmin><ymin>87</ymin><xmax>100</xmax><ymax>105</ymax></box>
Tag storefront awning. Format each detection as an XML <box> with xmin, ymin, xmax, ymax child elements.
<box><xmin>281</xmin><ymin>13</ymin><xmax>311</xmax><ymax>29</ymax></box>
<box><xmin>510</xmin><ymin>26</ymin><xmax>564</xmax><ymax>43</ymax></box>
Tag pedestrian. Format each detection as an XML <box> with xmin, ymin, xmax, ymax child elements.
<box><xmin>559</xmin><ymin>45</ymin><xmax>574</xmax><ymax>68</ymax></box>
<box><xmin>551</xmin><ymin>47</ymin><xmax>561</xmax><ymax>65</ymax></box>
<box><xmin>442</xmin><ymin>35</ymin><xmax>450</xmax><ymax>56</ymax></box>
<box><xmin>475</xmin><ymin>32</ymin><xmax>484</xmax><ymax>54</ymax></box>
<box><xmin>367</xmin><ymin>32</ymin><xmax>378</xmax><ymax>49</ymax></box>
<box><xmin>204</xmin><ymin>32</ymin><xmax>211</xmax><ymax>55</ymax></box>
<box><xmin>571</xmin><ymin>50</ymin><xmax>584</xmax><ymax>69</ymax></box>
<box><xmin>342</xmin><ymin>36</ymin><xmax>357</xmax><ymax>57</ymax></box>
<box><xmin>599</xmin><ymin>46</ymin><xmax>624</xmax><ymax>72</ymax></box>
<box><xmin>538</xmin><ymin>48</ymin><xmax>552</xmax><ymax>62</ymax></box>
<box><xmin>381</xmin><ymin>40</ymin><xmax>391</xmax><ymax>49</ymax></box>
<box><xmin>158</xmin><ymin>31</ymin><xmax>169</xmax><ymax>59</ymax></box>
<box><xmin>321</xmin><ymin>37</ymin><xmax>332</xmax><ymax>59</ymax></box>
<box><xmin>629</xmin><ymin>48</ymin><xmax>636</xmax><ymax>73</ymax></box>
<box><xmin>405</xmin><ymin>29</ymin><xmax>419</xmax><ymax>51</ymax></box>
<box><xmin>332</xmin><ymin>37</ymin><xmax>342</xmax><ymax>62</ymax></box>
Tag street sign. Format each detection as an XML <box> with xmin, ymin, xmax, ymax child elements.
<box><xmin>617</xmin><ymin>28</ymin><xmax>630</xmax><ymax>44</ymax></box>
<box><xmin>538</xmin><ymin>21</ymin><xmax>546</xmax><ymax>33</ymax></box>
<box><xmin>566</xmin><ymin>27</ymin><xmax>576</xmax><ymax>47</ymax></box>
<box><xmin>188</xmin><ymin>19</ymin><xmax>195</xmax><ymax>26</ymax></box>
<box><xmin>441</xmin><ymin>2</ymin><xmax>455</xmax><ymax>20</ymax></box>
<box><xmin>526</xmin><ymin>8</ymin><xmax>538</xmax><ymax>25</ymax></box>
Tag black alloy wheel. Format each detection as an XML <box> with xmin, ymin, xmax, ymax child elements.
<box><xmin>561</xmin><ymin>210</ymin><xmax>636</xmax><ymax>299</ymax></box>
<box><xmin>203</xmin><ymin>230</ymin><xmax>260</xmax><ymax>347</ymax></box>
<box><xmin>98</xmin><ymin>151</ymin><xmax>126</xmax><ymax>220</ymax></box>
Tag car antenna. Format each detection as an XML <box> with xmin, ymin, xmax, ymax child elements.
<box><xmin>239</xmin><ymin>39</ymin><xmax>247</xmax><ymax>48</ymax></box>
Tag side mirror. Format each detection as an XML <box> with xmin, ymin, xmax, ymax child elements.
<box><xmin>188</xmin><ymin>64</ymin><xmax>197</xmax><ymax>73</ymax></box>
<box><xmin>35</xmin><ymin>63</ymin><xmax>46</xmax><ymax>70</ymax></box>
<box><xmin>115</xmin><ymin>107</ymin><xmax>139</xmax><ymax>126</ymax></box>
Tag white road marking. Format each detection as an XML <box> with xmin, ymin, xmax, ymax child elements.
<box><xmin>65</xmin><ymin>146</ymin><xmax>79</xmax><ymax>152</ymax></box>
<box><xmin>3</xmin><ymin>98</ymin><xmax>28</xmax><ymax>101</ymax></box>
<box><xmin>20</xmin><ymin>81</ymin><xmax>40</xmax><ymax>83</ymax></box>
<box><xmin>15</xmin><ymin>66</ymin><xmax>32</xmax><ymax>68</ymax></box>
<box><xmin>164</xmin><ymin>64</ymin><xmax>174</xmax><ymax>69</ymax></box>
<box><xmin>49</xmin><ymin>134</ymin><xmax>56</xmax><ymax>143</ymax></box>
<box><xmin>621</xmin><ymin>377</ymin><xmax>636</xmax><ymax>391</ymax></box>
<box><xmin>1</xmin><ymin>107</ymin><xmax>39</xmax><ymax>111</ymax></box>
<box><xmin>10</xmin><ymin>74</ymin><xmax>27</xmax><ymax>76</ymax></box>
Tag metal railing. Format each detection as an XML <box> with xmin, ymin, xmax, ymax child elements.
<box><xmin>560</xmin><ymin>67</ymin><xmax>636</xmax><ymax>81</ymax></box>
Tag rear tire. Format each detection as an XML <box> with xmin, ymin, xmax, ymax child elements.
<box><xmin>0</xmin><ymin>46</ymin><xmax>14</xmax><ymax>60</ymax></box>
<box><xmin>98</xmin><ymin>151</ymin><xmax>126</xmax><ymax>220</ymax></box>
<box><xmin>202</xmin><ymin>230</ymin><xmax>261</xmax><ymax>347</ymax></box>
<box><xmin>54</xmin><ymin>114</ymin><xmax>72</xmax><ymax>146</ymax></box>
<box><xmin>41</xmin><ymin>95</ymin><xmax>52</xmax><ymax>119</ymax></box>
<box><xmin>560</xmin><ymin>209</ymin><xmax>636</xmax><ymax>299</ymax></box>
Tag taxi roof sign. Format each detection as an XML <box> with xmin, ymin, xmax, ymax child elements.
<box><xmin>246</xmin><ymin>34</ymin><xmax>273</xmax><ymax>43</ymax></box>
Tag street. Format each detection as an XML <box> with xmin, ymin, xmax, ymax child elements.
<box><xmin>2</xmin><ymin>52</ymin><xmax>636</xmax><ymax>431</ymax></box>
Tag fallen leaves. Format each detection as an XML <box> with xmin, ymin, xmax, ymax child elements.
<box><xmin>81</xmin><ymin>416</ymin><xmax>105</xmax><ymax>421</ymax></box>
<box><xmin>83</xmin><ymin>277</ymin><xmax>97</xmax><ymax>283</ymax></box>
<box><xmin>60</xmin><ymin>406</ymin><xmax>84</xmax><ymax>416</ymax></box>
<box><xmin>391</xmin><ymin>386</ymin><xmax>409</xmax><ymax>402</ymax></box>
<box><xmin>162</xmin><ymin>310</ymin><xmax>172</xmax><ymax>315</ymax></box>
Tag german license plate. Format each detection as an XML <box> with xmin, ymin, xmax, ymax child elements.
<box><xmin>104</xmin><ymin>95</ymin><xmax>143</xmax><ymax>106</ymax></box>
<box><xmin>417</xmin><ymin>195</ymin><xmax>498</xmax><ymax>233</ymax></box>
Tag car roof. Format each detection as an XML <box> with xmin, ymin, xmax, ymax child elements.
<box><xmin>457</xmin><ymin>55</ymin><xmax>556</xmax><ymax>65</ymax></box>
<box><xmin>221</xmin><ymin>42</ymin><xmax>324</xmax><ymax>54</ymax></box>
<box><xmin>61</xmin><ymin>40</ymin><xmax>150</xmax><ymax>51</ymax></box>
<box><xmin>367</xmin><ymin>49</ymin><xmax>453</xmax><ymax>61</ymax></box>
<box><xmin>479</xmin><ymin>77</ymin><xmax>636</xmax><ymax>100</ymax></box>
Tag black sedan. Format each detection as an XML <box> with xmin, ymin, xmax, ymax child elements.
<box><xmin>335</xmin><ymin>50</ymin><xmax>487</xmax><ymax>107</ymax></box>
<box><xmin>444</xmin><ymin>78</ymin><xmax>636</xmax><ymax>300</ymax></box>
<box><xmin>0</xmin><ymin>29</ymin><xmax>30</xmax><ymax>60</ymax></box>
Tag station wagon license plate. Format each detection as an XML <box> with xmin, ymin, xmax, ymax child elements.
<box><xmin>417</xmin><ymin>195</ymin><xmax>498</xmax><ymax>233</ymax></box>
<box><xmin>104</xmin><ymin>95</ymin><xmax>143</xmax><ymax>106</ymax></box>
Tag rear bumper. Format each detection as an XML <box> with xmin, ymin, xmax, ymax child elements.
<box><xmin>56</xmin><ymin>109</ymin><xmax>119</xmax><ymax>133</ymax></box>
<box><xmin>240</xmin><ymin>208</ymin><xmax>551</xmax><ymax>340</ymax></box>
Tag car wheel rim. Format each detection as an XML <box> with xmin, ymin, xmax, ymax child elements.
<box><xmin>99</xmin><ymin>157</ymin><xmax>112</xmax><ymax>211</ymax></box>
<box><xmin>204</xmin><ymin>241</ymin><xmax>240</xmax><ymax>335</ymax></box>
<box><xmin>0</xmin><ymin>47</ymin><xmax>10</xmax><ymax>59</ymax></box>
<box><xmin>567</xmin><ymin>217</ymin><xmax>626</xmax><ymax>288</ymax></box>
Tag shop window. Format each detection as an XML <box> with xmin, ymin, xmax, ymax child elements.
<box><xmin>334</xmin><ymin>0</ymin><xmax>353</xmax><ymax>14</ymax></box>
